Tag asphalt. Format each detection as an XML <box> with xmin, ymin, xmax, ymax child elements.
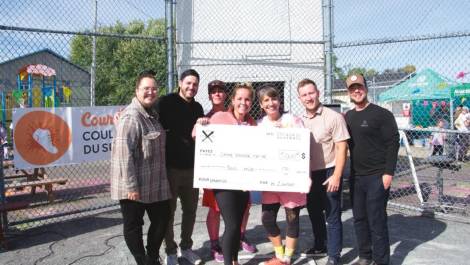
<box><xmin>0</xmin><ymin>200</ymin><xmax>469</xmax><ymax>265</ymax></box>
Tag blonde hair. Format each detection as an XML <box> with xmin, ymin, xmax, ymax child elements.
<box><xmin>231</xmin><ymin>82</ymin><xmax>254</xmax><ymax>101</ymax></box>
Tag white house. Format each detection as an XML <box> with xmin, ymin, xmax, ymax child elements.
<box><xmin>176</xmin><ymin>0</ymin><xmax>325</xmax><ymax>115</ymax></box>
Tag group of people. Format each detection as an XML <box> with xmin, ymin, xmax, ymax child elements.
<box><xmin>110</xmin><ymin>69</ymin><xmax>400</xmax><ymax>265</ymax></box>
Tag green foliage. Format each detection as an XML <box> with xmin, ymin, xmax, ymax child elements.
<box><xmin>70</xmin><ymin>19</ymin><xmax>167</xmax><ymax>106</ymax></box>
<box><xmin>401</xmin><ymin>64</ymin><xmax>417</xmax><ymax>74</ymax></box>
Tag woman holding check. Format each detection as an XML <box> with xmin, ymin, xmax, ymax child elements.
<box><xmin>256</xmin><ymin>86</ymin><xmax>308</xmax><ymax>265</ymax></box>
<box><xmin>196</xmin><ymin>80</ymin><xmax>256</xmax><ymax>263</ymax></box>
<box><xmin>198</xmin><ymin>83</ymin><xmax>256</xmax><ymax>265</ymax></box>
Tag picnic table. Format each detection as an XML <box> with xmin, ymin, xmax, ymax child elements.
<box><xmin>2</xmin><ymin>161</ymin><xmax>68</xmax><ymax>202</ymax></box>
<box><xmin>0</xmin><ymin>160</ymin><xmax>68</xmax><ymax>249</ymax></box>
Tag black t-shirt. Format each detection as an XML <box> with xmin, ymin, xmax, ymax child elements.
<box><xmin>345</xmin><ymin>103</ymin><xmax>400</xmax><ymax>177</ymax></box>
<box><xmin>154</xmin><ymin>93</ymin><xmax>204</xmax><ymax>169</ymax></box>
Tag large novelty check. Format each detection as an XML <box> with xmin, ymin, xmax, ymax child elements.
<box><xmin>194</xmin><ymin>124</ymin><xmax>311</xmax><ymax>192</ymax></box>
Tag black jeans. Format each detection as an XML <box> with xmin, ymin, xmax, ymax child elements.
<box><xmin>120</xmin><ymin>199</ymin><xmax>171</xmax><ymax>262</ymax></box>
<box><xmin>213</xmin><ymin>189</ymin><xmax>249</xmax><ymax>265</ymax></box>
<box><xmin>306</xmin><ymin>167</ymin><xmax>343</xmax><ymax>260</ymax></box>
<box><xmin>349</xmin><ymin>174</ymin><xmax>390</xmax><ymax>265</ymax></box>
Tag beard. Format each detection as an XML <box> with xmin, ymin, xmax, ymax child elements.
<box><xmin>350</xmin><ymin>96</ymin><xmax>367</xmax><ymax>105</ymax></box>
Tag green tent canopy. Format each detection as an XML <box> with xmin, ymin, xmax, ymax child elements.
<box><xmin>451</xmin><ymin>83</ymin><xmax>470</xmax><ymax>98</ymax></box>
<box><xmin>379</xmin><ymin>68</ymin><xmax>457</xmax><ymax>102</ymax></box>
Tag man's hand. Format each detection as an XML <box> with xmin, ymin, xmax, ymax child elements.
<box><xmin>382</xmin><ymin>174</ymin><xmax>393</xmax><ymax>190</ymax></box>
<box><xmin>127</xmin><ymin>191</ymin><xmax>140</xmax><ymax>201</ymax></box>
<box><xmin>196</xmin><ymin>117</ymin><xmax>210</xmax><ymax>125</ymax></box>
<box><xmin>323</xmin><ymin>175</ymin><xmax>341</xmax><ymax>192</ymax></box>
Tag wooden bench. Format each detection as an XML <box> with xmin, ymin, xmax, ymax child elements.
<box><xmin>4</xmin><ymin>172</ymin><xmax>34</xmax><ymax>180</ymax></box>
<box><xmin>5</xmin><ymin>178</ymin><xmax>68</xmax><ymax>203</ymax></box>
<box><xmin>0</xmin><ymin>201</ymin><xmax>30</xmax><ymax>249</ymax></box>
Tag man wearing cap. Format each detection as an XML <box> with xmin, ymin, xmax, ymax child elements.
<box><xmin>155</xmin><ymin>69</ymin><xmax>204</xmax><ymax>265</ymax></box>
<box><xmin>296</xmin><ymin>78</ymin><xmax>349</xmax><ymax>265</ymax></box>
<box><xmin>344</xmin><ymin>74</ymin><xmax>399</xmax><ymax>265</ymax></box>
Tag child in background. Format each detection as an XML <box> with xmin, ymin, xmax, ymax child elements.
<box><xmin>430</xmin><ymin>119</ymin><xmax>446</xmax><ymax>156</ymax></box>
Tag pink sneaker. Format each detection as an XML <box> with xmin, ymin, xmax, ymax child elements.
<box><xmin>211</xmin><ymin>245</ymin><xmax>224</xmax><ymax>263</ymax></box>
<box><xmin>240</xmin><ymin>239</ymin><xmax>257</xmax><ymax>253</ymax></box>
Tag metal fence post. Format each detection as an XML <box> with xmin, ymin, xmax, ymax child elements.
<box><xmin>90</xmin><ymin>0</ymin><xmax>97</xmax><ymax>106</ymax></box>
<box><xmin>166</xmin><ymin>0</ymin><xmax>175</xmax><ymax>94</ymax></box>
<box><xmin>323</xmin><ymin>0</ymin><xmax>334</xmax><ymax>104</ymax></box>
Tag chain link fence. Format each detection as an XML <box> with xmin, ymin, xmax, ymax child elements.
<box><xmin>0</xmin><ymin>0</ymin><xmax>166</xmax><ymax>230</ymax></box>
<box><xmin>1</xmin><ymin>0</ymin><xmax>470</xmax><ymax>232</ymax></box>
<box><xmin>333</xmin><ymin>0</ymin><xmax>470</xmax><ymax>221</ymax></box>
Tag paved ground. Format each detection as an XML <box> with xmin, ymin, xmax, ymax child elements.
<box><xmin>1</xmin><ymin>200</ymin><xmax>469</xmax><ymax>265</ymax></box>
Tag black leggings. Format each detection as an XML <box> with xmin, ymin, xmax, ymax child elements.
<box><xmin>214</xmin><ymin>189</ymin><xmax>249</xmax><ymax>265</ymax></box>
<box><xmin>262</xmin><ymin>203</ymin><xmax>301</xmax><ymax>238</ymax></box>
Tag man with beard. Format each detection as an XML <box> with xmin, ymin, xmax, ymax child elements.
<box><xmin>345</xmin><ymin>74</ymin><xmax>399</xmax><ymax>265</ymax></box>
<box><xmin>156</xmin><ymin>69</ymin><xmax>204</xmax><ymax>265</ymax></box>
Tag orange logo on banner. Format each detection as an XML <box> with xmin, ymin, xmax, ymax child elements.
<box><xmin>14</xmin><ymin>111</ymin><xmax>72</xmax><ymax>165</ymax></box>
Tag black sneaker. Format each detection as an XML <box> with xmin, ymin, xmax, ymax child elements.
<box><xmin>300</xmin><ymin>247</ymin><xmax>327</xmax><ymax>257</ymax></box>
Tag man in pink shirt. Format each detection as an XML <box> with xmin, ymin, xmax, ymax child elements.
<box><xmin>297</xmin><ymin>79</ymin><xmax>350</xmax><ymax>265</ymax></box>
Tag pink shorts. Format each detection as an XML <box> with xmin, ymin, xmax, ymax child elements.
<box><xmin>262</xmin><ymin>191</ymin><xmax>306</xmax><ymax>209</ymax></box>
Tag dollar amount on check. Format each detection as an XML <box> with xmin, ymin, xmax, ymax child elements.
<box><xmin>194</xmin><ymin>124</ymin><xmax>311</xmax><ymax>192</ymax></box>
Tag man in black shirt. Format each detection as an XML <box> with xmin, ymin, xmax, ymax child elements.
<box><xmin>344</xmin><ymin>74</ymin><xmax>399</xmax><ymax>265</ymax></box>
<box><xmin>155</xmin><ymin>69</ymin><xmax>204</xmax><ymax>265</ymax></box>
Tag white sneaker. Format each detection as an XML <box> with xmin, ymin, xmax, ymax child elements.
<box><xmin>32</xmin><ymin>128</ymin><xmax>58</xmax><ymax>154</ymax></box>
<box><xmin>165</xmin><ymin>254</ymin><xmax>178</xmax><ymax>265</ymax></box>
<box><xmin>180</xmin><ymin>249</ymin><xmax>202</xmax><ymax>265</ymax></box>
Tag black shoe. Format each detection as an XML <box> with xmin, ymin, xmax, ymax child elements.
<box><xmin>134</xmin><ymin>255</ymin><xmax>147</xmax><ymax>265</ymax></box>
<box><xmin>300</xmin><ymin>247</ymin><xmax>327</xmax><ymax>257</ymax></box>
<box><xmin>352</xmin><ymin>258</ymin><xmax>374</xmax><ymax>265</ymax></box>
<box><xmin>326</xmin><ymin>257</ymin><xmax>340</xmax><ymax>265</ymax></box>
<box><xmin>146</xmin><ymin>254</ymin><xmax>162</xmax><ymax>265</ymax></box>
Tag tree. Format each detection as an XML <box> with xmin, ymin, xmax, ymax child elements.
<box><xmin>70</xmin><ymin>19</ymin><xmax>166</xmax><ymax>106</ymax></box>
<box><xmin>401</xmin><ymin>64</ymin><xmax>416</xmax><ymax>74</ymax></box>
<box><xmin>332</xmin><ymin>54</ymin><xmax>346</xmax><ymax>79</ymax></box>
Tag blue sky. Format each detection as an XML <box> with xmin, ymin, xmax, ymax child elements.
<box><xmin>0</xmin><ymin>0</ymin><xmax>469</xmax><ymax>81</ymax></box>
<box><xmin>334</xmin><ymin>0</ymin><xmax>470</xmax><ymax>79</ymax></box>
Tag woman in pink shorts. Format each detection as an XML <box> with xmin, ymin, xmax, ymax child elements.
<box><xmin>256</xmin><ymin>85</ymin><xmax>308</xmax><ymax>265</ymax></box>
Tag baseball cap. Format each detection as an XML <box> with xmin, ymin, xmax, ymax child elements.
<box><xmin>346</xmin><ymin>74</ymin><xmax>366</xmax><ymax>89</ymax></box>
<box><xmin>208</xmin><ymin>80</ymin><xmax>225</xmax><ymax>93</ymax></box>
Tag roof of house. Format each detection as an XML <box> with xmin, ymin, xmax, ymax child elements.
<box><xmin>0</xmin><ymin>49</ymin><xmax>90</xmax><ymax>76</ymax></box>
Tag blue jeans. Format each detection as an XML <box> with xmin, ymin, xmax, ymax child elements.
<box><xmin>306</xmin><ymin>167</ymin><xmax>343</xmax><ymax>260</ymax></box>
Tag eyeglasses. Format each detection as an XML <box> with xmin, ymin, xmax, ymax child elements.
<box><xmin>139</xmin><ymin>86</ymin><xmax>159</xmax><ymax>92</ymax></box>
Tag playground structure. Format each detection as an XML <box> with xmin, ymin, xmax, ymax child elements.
<box><xmin>0</xmin><ymin>64</ymin><xmax>74</xmax><ymax>143</ymax></box>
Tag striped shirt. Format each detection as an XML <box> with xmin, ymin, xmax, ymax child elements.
<box><xmin>110</xmin><ymin>97</ymin><xmax>171</xmax><ymax>203</ymax></box>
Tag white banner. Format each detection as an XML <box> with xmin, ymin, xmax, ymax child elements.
<box><xmin>194</xmin><ymin>124</ymin><xmax>311</xmax><ymax>192</ymax></box>
<box><xmin>13</xmin><ymin>106</ymin><xmax>123</xmax><ymax>169</ymax></box>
